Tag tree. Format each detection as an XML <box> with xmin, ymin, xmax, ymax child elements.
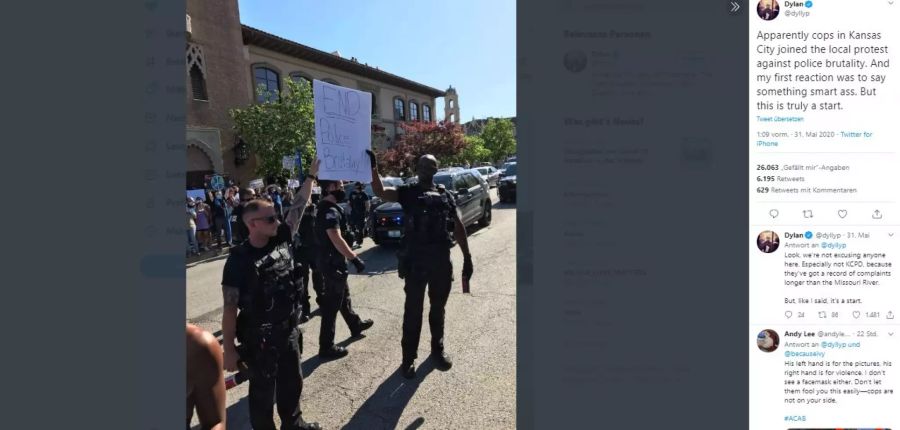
<box><xmin>377</xmin><ymin>121</ymin><xmax>466</xmax><ymax>176</ymax></box>
<box><xmin>229</xmin><ymin>78</ymin><xmax>316</xmax><ymax>182</ymax></box>
<box><xmin>481</xmin><ymin>118</ymin><xmax>516</xmax><ymax>163</ymax></box>
<box><xmin>445</xmin><ymin>135</ymin><xmax>491</xmax><ymax>167</ymax></box>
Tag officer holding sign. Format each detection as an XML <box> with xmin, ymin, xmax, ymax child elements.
<box><xmin>368</xmin><ymin>150</ymin><xmax>474</xmax><ymax>379</ymax></box>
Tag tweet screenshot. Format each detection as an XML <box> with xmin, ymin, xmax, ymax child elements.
<box><xmin>749</xmin><ymin>0</ymin><xmax>898</xmax><ymax>428</ymax></box>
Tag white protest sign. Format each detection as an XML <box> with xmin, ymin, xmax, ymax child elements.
<box><xmin>282</xmin><ymin>156</ymin><xmax>294</xmax><ymax>171</ymax></box>
<box><xmin>186</xmin><ymin>189</ymin><xmax>206</xmax><ymax>201</ymax></box>
<box><xmin>287</xmin><ymin>179</ymin><xmax>300</xmax><ymax>189</ymax></box>
<box><xmin>248</xmin><ymin>179</ymin><xmax>264</xmax><ymax>189</ymax></box>
<box><xmin>313</xmin><ymin>80</ymin><xmax>372</xmax><ymax>183</ymax></box>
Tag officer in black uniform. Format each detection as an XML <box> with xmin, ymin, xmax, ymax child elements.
<box><xmin>220</xmin><ymin>160</ymin><xmax>321</xmax><ymax>430</ymax></box>
<box><xmin>315</xmin><ymin>179</ymin><xmax>375</xmax><ymax>359</ymax></box>
<box><xmin>368</xmin><ymin>151</ymin><xmax>474</xmax><ymax>379</ymax></box>
<box><xmin>293</xmin><ymin>200</ymin><xmax>324</xmax><ymax>323</ymax></box>
<box><xmin>348</xmin><ymin>182</ymin><xmax>371</xmax><ymax>247</ymax></box>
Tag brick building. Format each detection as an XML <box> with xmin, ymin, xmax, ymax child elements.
<box><xmin>185</xmin><ymin>0</ymin><xmax>452</xmax><ymax>188</ymax></box>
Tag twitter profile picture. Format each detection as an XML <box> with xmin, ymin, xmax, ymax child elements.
<box><xmin>757</xmin><ymin>230</ymin><xmax>780</xmax><ymax>254</ymax></box>
<box><xmin>757</xmin><ymin>329</ymin><xmax>780</xmax><ymax>353</ymax></box>
<box><xmin>757</xmin><ymin>0</ymin><xmax>780</xmax><ymax>20</ymax></box>
<box><xmin>563</xmin><ymin>50</ymin><xmax>587</xmax><ymax>73</ymax></box>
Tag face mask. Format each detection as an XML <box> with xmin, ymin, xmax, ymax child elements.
<box><xmin>330</xmin><ymin>189</ymin><xmax>346</xmax><ymax>202</ymax></box>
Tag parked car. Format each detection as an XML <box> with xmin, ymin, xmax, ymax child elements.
<box><xmin>337</xmin><ymin>177</ymin><xmax>403</xmax><ymax>236</ymax></box>
<box><xmin>474</xmin><ymin>166</ymin><xmax>500</xmax><ymax>188</ymax></box>
<box><xmin>498</xmin><ymin>162</ymin><xmax>517</xmax><ymax>203</ymax></box>
<box><xmin>372</xmin><ymin>169</ymin><xmax>492</xmax><ymax>245</ymax></box>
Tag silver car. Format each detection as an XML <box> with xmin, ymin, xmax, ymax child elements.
<box><xmin>475</xmin><ymin>166</ymin><xmax>500</xmax><ymax>188</ymax></box>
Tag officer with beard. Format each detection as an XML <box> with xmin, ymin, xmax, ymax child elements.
<box><xmin>221</xmin><ymin>160</ymin><xmax>321</xmax><ymax>430</ymax></box>
<box><xmin>315</xmin><ymin>179</ymin><xmax>374</xmax><ymax>359</ymax></box>
<box><xmin>368</xmin><ymin>151</ymin><xmax>474</xmax><ymax>379</ymax></box>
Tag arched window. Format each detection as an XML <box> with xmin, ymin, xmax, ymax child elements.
<box><xmin>190</xmin><ymin>64</ymin><xmax>208</xmax><ymax>100</ymax></box>
<box><xmin>363</xmin><ymin>91</ymin><xmax>377</xmax><ymax>116</ymax></box>
<box><xmin>289</xmin><ymin>73</ymin><xmax>312</xmax><ymax>89</ymax></box>
<box><xmin>393</xmin><ymin>97</ymin><xmax>406</xmax><ymax>121</ymax></box>
<box><xmin>449</xmin><ymin>99</ymin><xmax>455</xmax><ymax>109</ymax></box>
<box><xmin>422</xmin><ymin>104</ymin><xmax>431</xmax><ymax>122</ymax></box>
<box><xmin>409</xmin><ymin>102</ymin><xmax>419</xmax><ymax>121</ymax></box>
<box><xmin>186</xmin><ymin>43</ymin><xmax>208</xmax><ymax>101</ymax></box>
<box><xmin>253</xmin><ymin>66</ymin><xmax>280</xmax><ymax>103</ymax></box>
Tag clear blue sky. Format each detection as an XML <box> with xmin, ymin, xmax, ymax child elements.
<box><xmin>238</xmin><ymin>0</ymin><xmax>516</xmax><ymax>122</ymax></box>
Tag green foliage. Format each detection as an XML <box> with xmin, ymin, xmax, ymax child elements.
<box><xmin>480</xmin><ymin>118</ymin><xmax>516</xmax><ymax>162</ymax></box>
<box><xmin>229</xmin><ymin>78</ymin><xmax>316</xmax><ymax>180</ymax></box>
<box><xmin>443</xmin><ymin>135</ymin><xmax>491</xmax><ymax>166</ymax></box>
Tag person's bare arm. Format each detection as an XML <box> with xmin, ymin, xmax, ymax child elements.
<box><xmin>193</xmin><ymin>332</ymin><xmax>227</xmax><ymax>430</ymax></box>
<box><xmin>221</xmin><ymin>286</ymin><xmax>240</xmax><ymax>372</ymax></box>
<box><xmin>326</xmin><ymin>228</ymin><xmax>357</xmax><ymax>260</ymax></box>
<box><xmin>367</xmin><ymin>150</ymin><xmax>399</xmax><ymax>202</ymax></box>
<box><xmin>285</xmin><ymin>158</ymin><xmax>320</xmax><ymax>237</ymax></box>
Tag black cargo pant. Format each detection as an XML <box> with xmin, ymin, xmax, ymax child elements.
<box><xmin>318</xmin><ymin>260</ymin><xmax>364</xmax><ymax>350</ymax></box>
<box><xmin>401</xmin><ymin>249</ymin><xmax>453</xmax><ymax>363</ymax></box>
<box><xmin>296</xmin><ymin>249</ymin><xmax>324</xmax><ymax>315</ymax></box>
<box><xmin>245</xmin><ymin>328</ymin><xmax>308</xmax><ymax>430</ymax></box>
<box><xmin>350</xmin><ymin>214</ymin><xmax>366</xmax><ymax>244</ymax></box>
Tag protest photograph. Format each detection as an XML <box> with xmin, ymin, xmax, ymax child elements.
<box><xmin>184</xmin><ymin>0</ymin><xmax>516</xmax><ymax>428</ymax></box>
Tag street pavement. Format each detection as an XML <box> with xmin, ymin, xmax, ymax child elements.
<box><xmin>187</xmin><ymin>189</ymin><xmax>516</xmax><ymax>429</ymax></box>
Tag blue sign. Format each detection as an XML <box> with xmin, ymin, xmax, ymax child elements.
<box><xmin>210</xmin><ymin>175</ymin><xmax>225</xmax><ymax>190</ymax></box>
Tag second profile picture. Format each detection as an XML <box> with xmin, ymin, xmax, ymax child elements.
<box><xmin>757</xmin><ymin>0</ymin><xmax>780</xmax><ymax>21</ymax></box>
<box><xmin>757</xmin><ymin>230</ymin><xmax>780</xmax><ymax>253</ymax></box>
<box><xmin>757</xmin><ymin>329</ymin><xmax>780</xmax><ymax>352</ymax></box>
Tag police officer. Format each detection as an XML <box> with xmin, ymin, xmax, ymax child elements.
<box><xmin>221</xmin><ymin>160</ymin><xmax>321</xmax><ymax>430</ymax></box>
<box><xmin>315</xmin><ymin>179</ymin><xmax>374</xmax><ymax>359</ymax></box>
<box><xmin>348</xmin><ymin>182</ymin><xmax>371</xmax><ymax>247</ymax></box>
<box><xmin>293</xmin><ymin>200</ymin><xmax>324</xmax><ymax>323</ymax></box>
<box><xmin>368</xmin><ymin>151</ymin><xmax>474</xmax><ymax>379</ymax></box>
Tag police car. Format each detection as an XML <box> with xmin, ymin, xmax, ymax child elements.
<box><xmin>372</xmin><ymin>169</ymin><xmax>492</xmax><ymax>245</ymax></box>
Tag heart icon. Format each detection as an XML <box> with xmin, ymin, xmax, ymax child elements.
<box><xmin>785</xmin><ymin>311</ymin><xmax>793</xmax><ymax>319</ymax></box>
<box><xmin>838</xmin><ymin>210</ymin><xmax>848</xmax><ymax>218</ymax></box>
<box><xmin>853</xmin><ymin>311</ymin><xmax>861</xmax><ymax>319</ymax></box>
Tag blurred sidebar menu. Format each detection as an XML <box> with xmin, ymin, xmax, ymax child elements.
<box><xmin>518</xmin><ymin>0</ymin><xmax>747</xmax><ymax>427</ymax></box>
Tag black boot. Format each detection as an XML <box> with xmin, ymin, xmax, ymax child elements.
<box><xmin>319</xmin><ymin>345</ymin><xmax>349</xmax><ymax>360</ymax></box>
<box><xmin>401</xmin><ymin>360</ymin><xmax>416</xmax><ymax>379</ymax></box>
<box><xmin>350</xmin><ymin>319</ymin><xmax>374</xmax><ymax>337</ymax></box>
<box><xmin>433</xmin><ymin>350</ymin><xmax>453</xmax><ymax>370</ymax></box>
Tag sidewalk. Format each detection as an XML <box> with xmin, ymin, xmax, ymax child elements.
<box><xmin>186</xmin><ymin>244</ymin><xmax>232</xmax><ymax>267</ymax></box>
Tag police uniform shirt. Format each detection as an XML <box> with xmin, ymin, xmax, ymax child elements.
<box><xmin>349</xmin><ymin>190</ymin><xmax>370</xmax><ymax>216</ymax></box>
<box><xmin>315</xmin><ymin>200</ymin><xmax>348</xmax><ymax>259</ymax></box>
<box><xmin>222</xmin><ymin>223</ymin><xmax>294</xmax><ymax>310</ymax></box>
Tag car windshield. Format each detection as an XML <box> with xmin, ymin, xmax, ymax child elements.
<box><xmin>503</xmin><ymin>163</ymin><xmax>517</xmax><ymax>176</ymax></box>
<box><xmin>477</xmin><ymin>167</ymin><xmax>489</xmax><ymax>175</ymax></box>
<box><xmin>433</xmin><ymin>175</ymin><xmax>454</xmax><ymax>188</ymax></box>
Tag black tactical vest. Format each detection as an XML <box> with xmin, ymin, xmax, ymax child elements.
<box><xmin>405</xmin><ymin>190</ymin><xmax>453</xmax><ymax>249</ymax></box>
<box><xmin>237</xmin><ymin>242</ymin><xmax>302</xmax><ymax>333</ymax></box>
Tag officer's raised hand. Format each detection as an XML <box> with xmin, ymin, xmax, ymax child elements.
<box><xmin>351</xmin><ymin>256</ymin><xmax>366</xmax><ymax>273</ymax></box>
<box><xmin>462</xmin><ymin>255</ymin><xmax>474</xmax><ymax>281</ymax></box>
<box><xmin>365</xmin><ymin>149</ymin><xmax>377</xmax><ymax>170</ymax></box>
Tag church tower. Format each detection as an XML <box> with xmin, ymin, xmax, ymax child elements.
<box><xmin>444</xmin><ymin>86</ymin><xmax>460</xmax><ymax>124</ymax></box>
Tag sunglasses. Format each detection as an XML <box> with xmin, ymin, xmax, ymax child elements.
<box><xmin>251</xmin><ymin>215</ymin><xmax>279</xmax><ymax>224</ymax></box>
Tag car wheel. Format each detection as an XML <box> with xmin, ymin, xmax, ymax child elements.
<box><xmin>479</xmin><ymin>200</ymin><xmax>492</xmax><ymax>227</ymax></box>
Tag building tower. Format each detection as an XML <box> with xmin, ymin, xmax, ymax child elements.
<box><xmin>444</xmin><ymin>86</ymin><xmax>460</xmax><ymax>124</ymax></box>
